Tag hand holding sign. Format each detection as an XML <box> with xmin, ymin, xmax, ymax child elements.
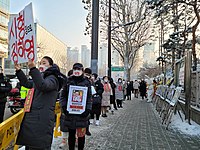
<box><xmin>14</xmin><ymin>63</ymin><xmax>21</xmax><ymax>71</ymax></box>
<box><xmin>28</xmin><ymin>59</ymin><xmax>36</xmax><ymax>69</ymax></box>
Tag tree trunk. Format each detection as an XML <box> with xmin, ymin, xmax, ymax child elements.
<box><xmin>124</xmin><ymin>56</ymin><xmax>129</xmax><ymax>81</ymax></box>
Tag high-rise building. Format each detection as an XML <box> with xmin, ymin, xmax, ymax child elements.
<box><xmin>66</xmin><ymin>47</ymin><xmax>79</xmax><ymax>71</ymax></box>
<box><xmin>98</xmin><ymin>43</ymin><xmax>108</xmax><ymax>76</ymax></box>
<box><xmin>0</xmin><ymin>0</ymin><xmax>10</xmax><ymax>69</ymax></box>
<box><xmin>98</xmin><ymin>43</ymin><xmax>122</xmax><ymax>77</ymax></box>
<box><xmin>143</xmin><ymin>43</ymin><xmax>157</xmax><ymax>65</ymax></box>
<box><xmin>80</xmin><ymin>45</ymin><xmax>90</xmax><ymax>68</ymax></box>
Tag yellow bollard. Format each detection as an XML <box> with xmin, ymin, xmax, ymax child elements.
<box><xmin>54</xmin><ymin>102</ymin><xmax>62</xmax><ymax>137</ymax></box>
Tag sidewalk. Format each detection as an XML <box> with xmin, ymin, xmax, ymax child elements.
<box><xmin>52</xmin><ymin>97</ymin><xmax>200</xmax><ymax>150</ymax></box>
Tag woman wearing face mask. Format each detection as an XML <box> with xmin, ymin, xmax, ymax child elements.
<box><xmin>101</xmin><ymin>76</ymin><xmax>112</xmax><ymax>117</ymax></box>
<box><xmin>14</xmin><ymin>56</ymin><xmax>64</xmax><ymax>150</ymax></box>
<box><xmin>60</xmin><ymin>63</ymin><xmax>92</xmax><ymax>150</ymax></box>
<box><xmin>115</xmin><ymin>78</ymin><xmax>124</xmax><ymax>108</ymax></box>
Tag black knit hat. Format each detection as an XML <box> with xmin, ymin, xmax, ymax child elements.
<box><xmin>84</xmin><ymin>68</ymin><xmax>92</xmax><ymax>75</ymax></box>
<box><xmin>73</xmin><ymin>63</ymin><xmax>83</xmax><ymax>69</ymax></box>
<box><xmin>92</xmin><ymin>73</ymin><xmax>98</xmax><ymax>79</ymax></box>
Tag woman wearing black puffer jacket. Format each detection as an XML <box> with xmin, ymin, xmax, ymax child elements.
<box><xmin>15</xmin><ymin>56</ymin><xmax>65</xmax><ymax>150</ymax></box>
<box><xmin>60</xmin><ymin>63</ymin><xmax>92</xmax><ymax>150</ymax></box>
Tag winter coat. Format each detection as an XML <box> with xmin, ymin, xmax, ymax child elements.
<box><xmin>139</xmin><ymin>81</ymin><xmax>147</xmax><ymax>96</ymax></box>
<box><xmin>101</xmin><ymin>82</ymin><xmax>112</xmax><ymax>106</ymax></box>
<box><xmin>115</xmin><ymin>82</ymin><xmax>124</xmax><ymax>100</ymax></box>
<box><xmin>59</xmin><ymin>75</ymin><xmax>92</xmax><ymax>130</ymax></box>
<box><xmin>93</xmin><ymin>79</ymin><xmax>104</xmax><ymax>98</ymax></box>
<box><xmin>91</xmin><ymin>79</ymin><xmax>104</xmax><ymax>115</ymax></box>
<box><xmin>0</xmin><ymin>75</ymin><xmax>12</xmax><ymax>103</ymax></box>
<box><xmin>133</xmin><ymin>81</ymin><xmax>140</xmax><ymax>90</ymax></box>
<box><xmin>16</xmin><ymin>66</ymin><xmax>63</xmax><ymax>149</ymax></box>
<box><xmin>126</xmin><ymin>83</ymin><xmax>132</xmax><ymax>95</ymax></box>
<box><xmin>109</xmin><ymin>81</ymin><xmax>116</xmax><ymax>104</ymax></box>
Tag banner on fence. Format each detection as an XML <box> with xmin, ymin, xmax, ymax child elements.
<box><xmin>0</xmin><ymin>109</ymin><xmax>24</xmax><ymax>150</ymax></box>
<box><xmin>8</xmin><ymin>3</ymin><xmax>36</xmax><ymax>64</ymax></box>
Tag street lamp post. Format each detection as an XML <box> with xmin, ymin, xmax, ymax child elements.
<box><xmin>91</xmin><ymin>0</ymin><xmax>99</xmax><ymax>74</ymax></box>
<box><xmin>108</xmin><ymin>0</ymin><xmax>112</xmax><ymax>77</ymax></box>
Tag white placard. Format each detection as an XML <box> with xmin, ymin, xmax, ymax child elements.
<box><xmin>67</xmin><ymin>85</ymin><xmax>88</xmax><ymax>114</ymax></box>
<box><xmin>8</xmin><ymin>3</ymin><xmax>36</xmax><ymax>64</ymax></box>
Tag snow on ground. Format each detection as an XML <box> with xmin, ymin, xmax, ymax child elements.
<box><xmin>170</xmin><ymin>112</ymin><xmax>200</xmax><ymax>136</ymax></box>
<box><xmin>19</xmin><ymin>98</ymin><xmax>200</xmax><ymax>149</ymax></box>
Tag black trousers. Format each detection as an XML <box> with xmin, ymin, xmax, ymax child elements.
<box><xmin>0</xmin><ymin>102</ymin><xmax>6</xmax><ymax>123</ymax></box>
<box><xmin>90</xmin><ymin>113</ymin><xmax>100</xmax><ymax>120</ymax></box>
<box><xmin>116</xmin><ymin>100</ymin><xmax>122</xmax><ymax>108</ymax></box>
<box><xmin>68</xmin><ymin>128</ymin><xmax>85</xmax><ymax>150</ymax></box>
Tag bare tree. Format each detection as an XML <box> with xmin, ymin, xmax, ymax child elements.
<box><xmin>83</xmin><ymin>0</ymin><xmax>154</xmax><ymax>80</ymax></box>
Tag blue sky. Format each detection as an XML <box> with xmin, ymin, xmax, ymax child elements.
<box><xmin>10</xmin><ymin>0</ymin><xmax>90</xmax><ymax>48</ymax></box>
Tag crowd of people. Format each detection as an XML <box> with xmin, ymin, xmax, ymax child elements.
<box><xmin>0</xmin><ymin>56</ymin><xmax>158</xmax><ymax>150</ymax></box>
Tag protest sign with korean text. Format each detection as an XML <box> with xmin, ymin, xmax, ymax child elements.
<box><xmin>8</xmin><ymin>3</ymin><xmax>36</xmax><ymax>64</ymax></box>
<box><xmin>67</xmin><ymin>85</ymin><xmax>88</xmax><ymax>114</ymax></box>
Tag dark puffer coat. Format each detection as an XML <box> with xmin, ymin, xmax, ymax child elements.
<box><xmin>16</xmin><ymin>66</ymin><xmax>63</xmax><ymax>149</ymax></box>
<box><xmin>0</xmin><ymin>75</ymin><xmax>12</xmax><ymax>103</ymax></box>
<box><xmin>59</xmin><ymin>75</ymin><xmax>92</xmax><ymax>130</ymax></box>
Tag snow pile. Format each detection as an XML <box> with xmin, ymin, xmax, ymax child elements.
<box><xmin>170</xmin><ymin>112</ymin><xmax>200</xmax><ymax>136</ymax></box>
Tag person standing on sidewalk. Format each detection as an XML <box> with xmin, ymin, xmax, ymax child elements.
<box><xmin>126</xmin><ymin>81</ymin><xmax>132</xmax><ymax>100</ymax></box>
<box><xmin>109</xmin><ymin>77</ymin><xmax>117</xmax><ymax>112</ymax></box>
<box><xmin>0</xmin><ymin>66</ymin><xmax>12</xmax><ymax>123</ymax></box>
<box><xmin>122</xmin><ymin>80</ymin><xmax>127</xmax><ymax>100</ymax></box>
<box><xmin>133</xmin><ymin>80</ymin><xmax>140</xmax><ymax>98</ymax></box>
<box><xmin>84</xmin><ymin>68</ymin><xmax>93</xmax><ymax>136</ymax></box>
<box><xmin>15</xmin><ymin>56</ymin><xmax>64</xmax><ymax>150</ymax></box>
<box><xmin>101</xmin><ymin>76</ymin><xmax>112</xmax><ymax>117</ymax></box>
<box><xmin>139</xmin><ymin>79</ymin><xmax>147</xmax><ymax>100</ymax></box>
<box><xmin>90</xmin><ymin>73</ymin><xmax>104</xmax><ymax>125</ymax></box>
<box><xmin>115</xmin><ymin>78</ymin><xmax>124</xmax><ymax>108</ymax></box>
<box><xmin>60</xmin><ymin>63</ymin><xmax>92</xmax><ymax>150</ymax></box>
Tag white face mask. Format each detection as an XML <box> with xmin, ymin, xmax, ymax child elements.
<box><xmin>104</xmin><ymin>79</ymin><xmax>108</xmax><ymax>82</ymax></box>
<box><xmin>39</xmin><ymin>65</ymin><xmax>48</xmax><ymax>72</ymax></box>
<box><xmin>73</xmin><ymin>70</ymin><xmax>83</xmax><ymax>76</ymax></box>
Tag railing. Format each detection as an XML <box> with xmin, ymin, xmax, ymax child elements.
<box><xmin>0</xmin><ymin>102</ymin><xmax>62</xmax><ymax>149</ymax></box>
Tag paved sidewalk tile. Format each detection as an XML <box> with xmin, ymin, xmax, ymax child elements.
<box><xmin>84</xmin><ymin>98</ymin><xmax>200</xmax><ymax>150</ymax></box>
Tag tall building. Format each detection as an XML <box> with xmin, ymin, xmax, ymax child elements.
<box><xmin>143</xmin><ymin>43</ymin><xmax>157</xmax><ymax>65</ymax></box>
<box><xmin>0</xmin><ymin>0</ymin><xmax>10</xmax><ymax>69</ymax></box>
<box><xmin>98</xmin><ymin>43</ymin><xmax>122</xmax><ymax>77</ymax></box>
<box><xmin>80</xmin><ymin>45</ymin><xmax>90</xmax><ymax>68</ymax></box>
<box><xmin>66</xmin><ymin>47</ymin><xmax>79</xmax><ymax>71</ymax></box>
<box><xmin>98</xmin><ymin>43</ymin><xmax>108</xmax><ymax>76</ymax></box>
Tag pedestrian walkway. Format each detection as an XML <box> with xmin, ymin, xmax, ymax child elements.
<box><xmin>52</xmin><ymin>98</ymin><xmax>200</xmax><ymax>150</ymax></box>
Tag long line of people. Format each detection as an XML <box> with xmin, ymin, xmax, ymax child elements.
<box><xmin>1</xmin><ymin>56</ymin><xmax>156</xmax><ymax>150</ymax></box>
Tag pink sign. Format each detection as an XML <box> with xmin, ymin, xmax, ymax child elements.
<box><xmin>8</xmin><ymin>3</ymin><xmax>36</xmax><ymax>64</ymax></box>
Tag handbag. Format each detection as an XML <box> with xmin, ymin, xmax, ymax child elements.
<box><xmin>92</xmin><ymin>94</ymin><xmax>102</xmax><ymax>104</ymax></box>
